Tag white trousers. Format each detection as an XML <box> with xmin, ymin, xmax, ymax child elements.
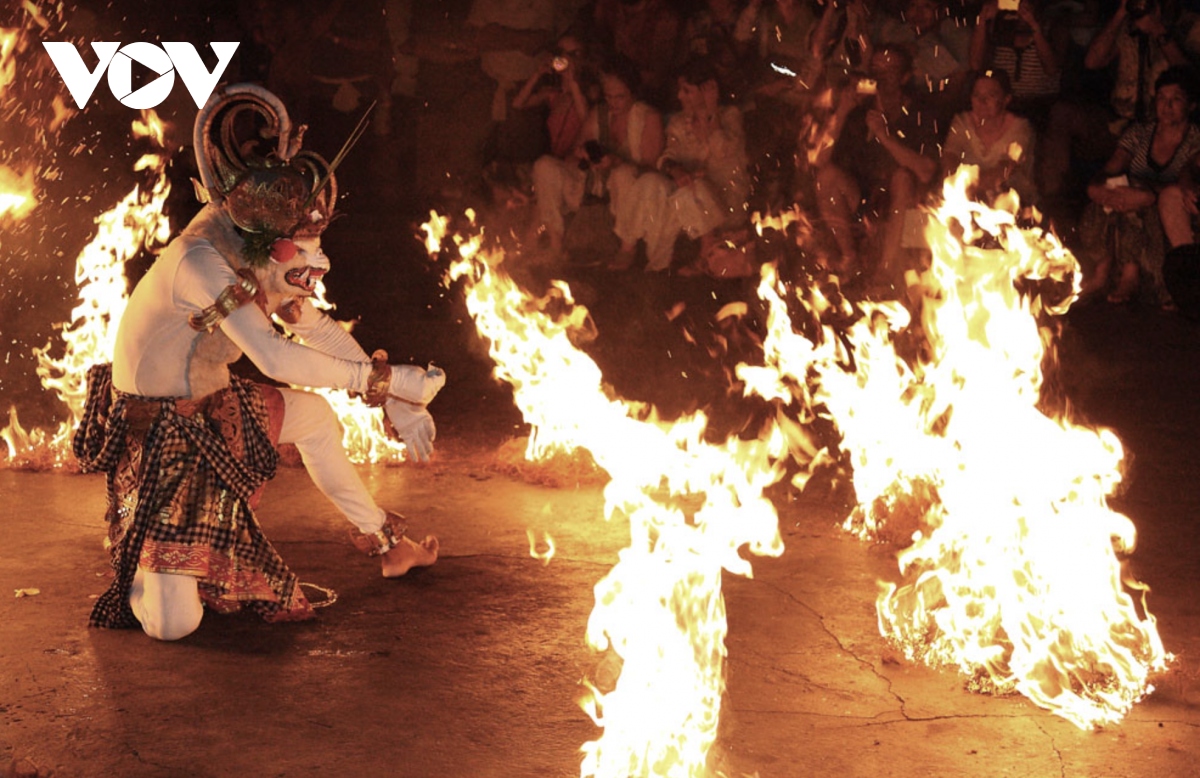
<box><xmin>130</xmin><ymin>388</ymin><xmax>384</xmax><ymax>640</ymax></box>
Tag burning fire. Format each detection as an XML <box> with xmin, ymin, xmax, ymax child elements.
<box><xmin>0</xmin><ymin>162</ymin><xmax>35</xmax><ymax>220</ymax></box>
<box><xmin>2</xmin><ymin>111</ymin><xmax>173</xmax><ymax>468</ymax></box>
<box><xmin>425</xmin><ymin>211</ymin><xmax>786</xmax><ymax>776</ymax></box>
<box><xmin>1</xmin><ymin>22</ymin><xmax>34</xmax><ymax>221</ymax></box>
<box><xmin>526</xmin><ymin>529</ymin><xmax>556</xmax><ymax>566</ymax></box>
<box><xmin>745</xmin><ymin>166</ymin><xmax>1168</xmax><ymax>728</ymax></box>
<box><xmin>280</xmin><ymin>287</ymin><xmax>410</xmax><ymax>465</ymax></box>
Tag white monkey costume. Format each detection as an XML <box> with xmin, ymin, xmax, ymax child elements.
<box><xmin>75</xmin><ymin>84</ymin><xmax>441</xmax><ymax>640</ymax></box>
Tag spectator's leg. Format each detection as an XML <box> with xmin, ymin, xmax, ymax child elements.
<box><xmin>532</xmin><ymin>156</ymin><xmax>573</xmax><ymax>253</ymax></box>
<box><xmin>628</xmin><ymin>172</ymin><xmax>678</xmax><ymax>272</ymax></box>
<box><xmin>815</xmin><ymin>164</ymin><xmax>861</xmax><ymax>270</ymax></box>
<box><xmin>1158</xmin><ymin>184</ymin><xmax>1195</xmax><ymax>248</ymax></box>
<box><xmin>880</xmin><ymin>168</ymin><xmax>917</xmax><ymax>274</ymax></box>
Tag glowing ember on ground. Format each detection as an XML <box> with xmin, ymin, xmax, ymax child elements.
<box><xmin>746</xmin><ymin>166</ymin><xmax>1169</xmax><ymax>729</ymax></box>
<box><xmin>424</xmin><ymin>212</ymin><xmax>786</xmax><ymax>777</ymax></box>
<box><xmin>526</xmin><ymin>529</ymin><xmax>556</xmax><ymax>566</ymax></box>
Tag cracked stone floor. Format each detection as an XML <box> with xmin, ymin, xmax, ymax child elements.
<box><xmin>3</xmin><ymin>299</ymin><xmax>1200</xmax><ymax>777</ymax></box>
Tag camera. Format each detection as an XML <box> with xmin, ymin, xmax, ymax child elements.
<box><xmin>992</xmin><ymin>10</ymin><xmax>1023</xmax><ymax>48</ymax></box>
<box><xmin>577</xmin><ymin>140</ymin><xmax>606</xmax><ymax>171</ymax></box>
<box><xmin>856</xmin><ymin>77</ymin><xmax>878</xmax><ymax>95</ymax></box>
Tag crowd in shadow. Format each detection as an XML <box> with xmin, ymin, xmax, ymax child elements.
<box><xmin>212</xmin><ymin>0</ymin><xmax>1200</xmax><ymax>318</ymax></box>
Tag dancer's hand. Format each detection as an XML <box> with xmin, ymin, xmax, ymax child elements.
<box><xmin>385</xmin><ymin>399</ymin><xmax>437</xmax><ymax>463</ymax></box>
<box><xmin>388</xmin><ymin>363</ymin><xmax>446</xmax><ymax>404</ymax></box>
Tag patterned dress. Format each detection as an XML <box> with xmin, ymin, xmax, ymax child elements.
<box><xmin>75</xmin><ymin>364</ymin><xmax>312</xmax><ymax>628</ymax></box>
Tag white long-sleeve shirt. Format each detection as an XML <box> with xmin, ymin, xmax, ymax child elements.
<box><xmin>112</xmin><ymin>236</ymin><xmax>373</xmax><ymax>399</ymax></box>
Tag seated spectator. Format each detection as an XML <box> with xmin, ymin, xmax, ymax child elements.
<box><xmin>737</xmin><ymin>0</ymin><xmax>822</xmax><ymax>80</ymax></box>
<box><xmin>810</xmin><ymin>0</ymin><xmax>875</xmax><ymax>86</ymax></box>
<box><xmin>507</xmin><ymin>35</ymin><xmax>593</xmax><ymax>161</ymax></box>
<box><xmin>1041</xmin><ymin>0</ymin><xmax>1195</xmax><ymax>203</ymax></box>
<box><xmin>968</xmin><ymin>0</ymin><xmax>1070</xmax><ymax>131</ymax></box>
<box><xmin>941</xmin><ymin>69</ymin><xmax>1038</xmax><ymax>205</ymax></box>
<box><xmin>624</xmin><ymin>57</ymin><xmax>753</xmax><ymax>272</ymax></box>
<box><xmin>734</xmin><ymin>0</ymin><xmax>830</xmax><ymax>212</ymax></box>
<box><xmin>812</xmin><ymin>46</ymin><xmax>940</xmax><ymax>276</ymax></box>
<box><xmin>873</xmin><ymin>0</ymin><xmax>971</xmax><ymax>127</ymax></box>
<box><xmin>531</xmin><ymin>56</ymin><xmax>665</xmax><ymax>264</ymax></box>
<box><xmin>680</xmin><ymin>0</ymin><xmax>754</xmax><ymax>101</ymax></box>
<box><xmin>1078</xmin><ymin>67</ymin><xmax>1200</xmax><ymax>308</ymax></box>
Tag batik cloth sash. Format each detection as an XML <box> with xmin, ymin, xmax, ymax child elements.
<box><xmin>74</xmin><ymin>363</ymin><xmax>312</xmax><ymax>628</ymax></box>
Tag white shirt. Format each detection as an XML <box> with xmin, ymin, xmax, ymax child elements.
<box><xmin>112</xmin><ymin>236</ymin><xmax>371</xmax><ymax>398</ymax></box>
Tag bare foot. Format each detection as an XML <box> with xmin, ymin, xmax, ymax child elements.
<box><xmin>380</xmin><ymin>535</ymin><xmax>439</xmax><ymax>578</ymax></box>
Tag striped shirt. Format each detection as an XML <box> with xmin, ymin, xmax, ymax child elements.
<box><xmin>991</xmin><ymin>45</ymin><xmax>1060</xmax><ymax>99</ymax></box>
<box><xmin>1118</xmin><ymin>122</ymin><xmax>1200</xmax><ymax>187</ymax></box>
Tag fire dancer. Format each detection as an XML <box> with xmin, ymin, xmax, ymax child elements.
<box><xmin>73</xmin><ymin>84</ymin><xmax>440</xmax><ymax>641</ymax></box>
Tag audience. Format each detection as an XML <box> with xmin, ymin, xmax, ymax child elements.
<box><xmin>530</xmin><ymin>55</ymin><xmax>665</xmax><ymax>265</ymax></box>
<box><xmin>969</xmin><ymin>0</ymin><xmax>1069</xmax><ymax>131</ymax></box>
<box><xmin>509</xmin><ymin>35</ymin><xmax>593</xmax><ymax>162</ymax></box>
<box><xmin>591</xmin><ymin>0</ymin><xmax>686</xmax><ymax>109</ymax></box>
<box><xmin>1078</xmin><ymin>66</ymin><xmax>1200</xmax><ymax>309</ymax></box>
<box><xmin>942</xmin><ymin>68</ymin><xmax>1038</xmax><ymax>206</ymax></box>
<box><xmin>1042</xmin><ymin>0</ymin><xmax>1194</xmax><ymax>203</ymax></box>
<box><xmin>874</xmin><ymin>0</ymin><xmax>971</xmax><ymax>127</ymax></box>
<box><xmin>252</xmin><ymin>0</ymin><xmax>1200</xmax><ymax>315</ymax></box>
<box><xmin>648</xmin><ymin>57</ymin><xmax>753</xmax><ymax>272</ymax></box>
<box><xmin>812</xmin><ymin>46</ymin><xmax>940</xmax><ymax>277</ymax></box>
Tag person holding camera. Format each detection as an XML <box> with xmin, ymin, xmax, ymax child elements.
<box><xmin>811</xmin><ymin>46</ymin><xmax>940</xmax><ymax>277</ymax></box>
<box><xmin>531</xmin><ymin>55</ymin><xmax>665</xmax><ymax>265</ymax></box>
<box><xmin>968</xmin><ymin>0</ymin><xmax>1068</xmax><ymax>130</ymax></box>
<box><xmin>1085</xmin><ymin>0</ymin><xmax>1193</xmax><ymax>125</ymax></box>
<box><xmin>510</xmin><ymin>36</ymin><xmax>593</xmax><ymax>161</ymax></box>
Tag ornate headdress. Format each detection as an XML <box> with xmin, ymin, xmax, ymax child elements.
<box><xmin>193</xmin><ymin>84</ymin><xmax>364</xmax><ymax>265</ymax></box>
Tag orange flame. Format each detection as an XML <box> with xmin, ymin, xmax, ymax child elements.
<box><xmin>0</xmin><ymin>163</ymin><xmax>35</xmax><ymax>220</ymax></box>
<box><xmin>746</xmin><ymin>166</ymin><xmax>1168</xmax><ymax>728</ymax></box>
<box><xmin>425</xmin><ymin>212</ymin><xmax>786</xmax><ymax>776</ymax></box>
<box><xmin>526</xmin><ymin>529</ymin><xmax>556</xmax><ymax>566</ymax></box>
<box><xmin>0</xmin><ymin>27</ymin><xmax>19</xmax><ymax>94</ymax></box>
<box><xmin>2</xmin><ymin>111</ymin><xmax>172</xmax><ymax>468</ymax></box>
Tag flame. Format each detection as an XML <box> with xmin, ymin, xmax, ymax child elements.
<box><xmin>802</xmin><ymin>89</ymin><xmax>838</xmax><ymax>166</ymax></box>
<box><xmin>526</xmin><ymin>529</ymin><xmax>556</xmax><ymax>565</ymax></box>
<box><xmin>425</xmin><ymin>212</ymin><xmax>786</xmax><ymax>776</ymax></box>
<box><xmin>1</xmin><ymin>111</ymin><xmax>172</xmax><ymax>468</ymax></box>
<box><xmin>1</xmin><ymin>22</ymin><xmax>35</xmax><ymax>221</ymax></box>
<box><xmin>0</xmin><ymin>163</ymin><xmax>35</xmax><ymax>220</ymax></box>
<box><xmin>750</xmin><ymin>205</ymin><xmax>807</xmax><ymax>239</ymax></box>
<box><xmin>312</xmin><ymin>385</ymin><xmax>409</xmax><ymax>464</ymax></box>
<box><xmin>0</xmin><ymin>27</ymin><xmax>18</xmax><ymax>93</ymax></box>
<box><xmin>273</xmin><ymin>280</ymin><xmax>411</xmax><ymax>465</ymax></box>
<box><xmin>745</xmin><ymin>166</ymin><xmax>1168</xmax><ymax>728</ymax></box>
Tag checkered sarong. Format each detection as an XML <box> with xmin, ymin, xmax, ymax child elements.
<box><xmin>75</xmin><ymin>364</ymin><xmax>311</xmax><ymax>628</ymax></box>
